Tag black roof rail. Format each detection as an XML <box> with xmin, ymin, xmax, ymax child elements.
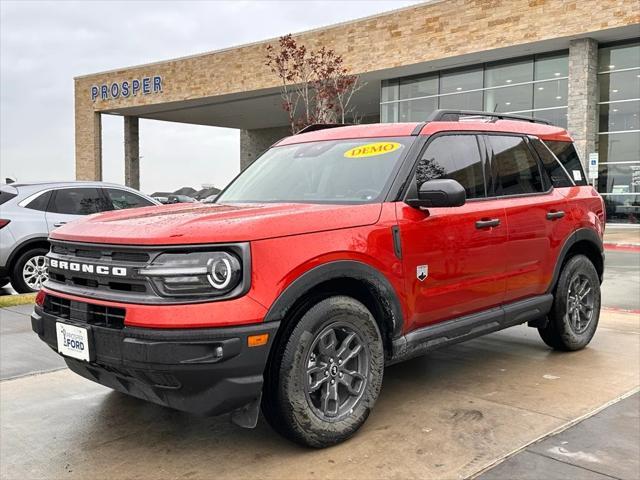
<box><xmin>425</xmin><ymin>109</ymin><xmax>551</xmax><ymax>125</ymax></box>
<box><xmin>296</xmin><ymin>123</ymin><xmax>348</xmax><ymax>134</ymax></box>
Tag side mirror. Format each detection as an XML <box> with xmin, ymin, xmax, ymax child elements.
<box><xmin>407</xmin><ymin>179</ymin><xmax>466</xmax><ymax>208</ymax></box>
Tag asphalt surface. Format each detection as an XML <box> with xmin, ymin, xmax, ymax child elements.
<box><xmin>0</xmin><ymin>249</ymin><xmax>638</xmax><ymax>479</ymax></box>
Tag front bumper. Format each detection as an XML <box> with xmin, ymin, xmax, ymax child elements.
<box><xmin>31</xmin><ymin>305</ymin><xmax>279</xmax><ymax>416</ymax></box>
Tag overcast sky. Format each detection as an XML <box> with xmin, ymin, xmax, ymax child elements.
<box><xmin>1</xmin><ymin>0</ymin><xmax>421</xmax><ymax>194</ymax></box>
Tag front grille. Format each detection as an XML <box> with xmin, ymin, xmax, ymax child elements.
<box><xmin>47</xmin><ymin>240</ymin><xmax>152</xmax><ymax>298</ymax></box>
<box><xmin>43</xmin><ymin>294</ymin><xmax>126</xmax><ymax>329</ymax></box>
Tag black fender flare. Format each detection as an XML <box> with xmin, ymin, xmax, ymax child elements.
<box><xmin>263</xmin><ymin>260</ymin><xmax>405</xmax><ymax>340</ymax></box>
<box><xmin>546</xmin><ymin>228</ymin><xmax>604</xmax><ymax>293</ymax></box>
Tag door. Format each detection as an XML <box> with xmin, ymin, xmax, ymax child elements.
<box><xmin>45</xmin><ymin>187</ymin><xmax>111</xmax><ymax>232</ymax></box>
<box><xmin>398</xmin><ymin>134</ymin><xmax>507</xmax><ymax>331</ymax></box>
<box><xmin>485</xmin><ymin>134</ymin><xmax>573</xmax><ymax>302</ymax></box>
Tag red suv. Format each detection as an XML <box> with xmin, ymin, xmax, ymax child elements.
<box><xmin>32</xmin><ymin>110</ymin><xmax>605</xmax><ymax>447</ymax></box>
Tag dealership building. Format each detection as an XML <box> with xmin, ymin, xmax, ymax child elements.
<box><xmin>74</xmin><ymin>0</ymin><xmax>639</xmax><ymax>223</ymax></box>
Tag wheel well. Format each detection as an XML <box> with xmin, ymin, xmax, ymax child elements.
<box><xmin>266</xmin><ymin>277</ymin><xmax>397</xmax><ymax>368</ymax></box>
<box><xmin>8</xmin><ymin>239</ymin><xmax>50</xmax><ymax>271</ymax></box>
<box><xmin>563</xmin><ymin>240</ymin><xmax>604</xmax><ymax>282</ymax></box>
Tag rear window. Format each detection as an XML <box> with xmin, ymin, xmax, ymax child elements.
<box><xmin>530</xmin><ymin>139</ymin><xmax>573</xmax><ymax>188</ymax></box>
<box><xmin>0</xmin><ymin>190</ymin><xmax>17</xmax><ymax>205</ymax></box>
<box><xmin>544</xmin><ymin>141</ymin><xmax>588</xmax><ymax>186</ymax></box>
<box><xmin>24</xmin><ymin>190</ymin><xmax>53</xmax><ymax>211</ymax></box>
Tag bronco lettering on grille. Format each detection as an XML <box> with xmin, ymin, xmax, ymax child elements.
<box><xmin>49</xmin><ymin>259</ymin><xmax>127</xmax><ymax>277</ymax></box>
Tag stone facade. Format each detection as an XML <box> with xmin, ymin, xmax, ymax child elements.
<box><xmin>74</xmin><ymin>0</ymin><xmax>639</xmax><ymax>180</ymax></box>
<box><xmin>240</xmin><ymin>126</ymin><xmax>291</xmax><ymax>171</ymax></box>
<box><xmin>567</xmin><ymin>38</ymin><xmax>599</xmax><ymax>168</ymax></box>
<box><xmin>124</xmin><ymin>116</ymin><xmax>140</xmax><ymax>190</ymax></box>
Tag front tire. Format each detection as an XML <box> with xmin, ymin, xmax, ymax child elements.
<box><xmin>538</xmin><ymin>254</ymin><xmax>601</xmax><ymax>351</ymax></box>
<box><xmin>262</xmin><ymin>296</ymin><xmax>384</xmax><ymax>448</ymax></box>
<box><xmin>11</xmin><ymin>248</ymin><xmax>49</xmax><ymax>293</ymax></box>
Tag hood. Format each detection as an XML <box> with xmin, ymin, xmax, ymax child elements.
<box><xmin>50</xmin><ymin>202</ymin><xmax>383</xmax><ymax>245</ymax></box>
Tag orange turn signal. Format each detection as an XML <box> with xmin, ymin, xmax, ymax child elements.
<box><xmin>247</xmin><ymin>333</ymin><xmax>269</xmax><ymax>347</ymax></box>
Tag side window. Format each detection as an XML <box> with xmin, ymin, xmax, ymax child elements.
<box><xmin>530</xmin><ymin>138</ymin><xmax>574</xmax><ymax>188</ymax></box>
<box><xmin>544</xmin><ymin>140</ymin><xmax>588</xmax><ymax>186</ymax></box>
<box><xmin>416</xmin><ymin>135</ymin><xmax>486</xmax><ymax>199</ymax></box>
<box><xmin>105</xmin><ymin>188</ymin><xmax>154</xmax><ymax>210</ymax></box>
<box><xmin>489</xmin><ymin>135</ymin><xmax>544</xmax><ymax>196</ymax></box>
<box><xmin>24</xmin><ymin>190</ymin><xmax>52</xmax><ymax>211</ymax></box>
<box><xmin>49</xmin><ymin>188</ymin><xmax>110</xmax><ymax>215</ymax></box>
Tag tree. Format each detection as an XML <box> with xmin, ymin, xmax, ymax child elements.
<box><xmin>265</xmin><ymin>35</ymin><xmax>365</xmax><ymax>133</ymax></box>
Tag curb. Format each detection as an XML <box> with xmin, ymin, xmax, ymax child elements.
<box><xmin>604</xmin><ymin>243</ymin><xmax>640</xmax><ymax>252</ymax></box>
<box><xmin>602</xmin><ymin>306</ymin><xmax>640</xmax><ymax>315</ymax></box>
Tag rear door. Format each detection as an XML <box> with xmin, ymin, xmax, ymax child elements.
<box><xmin>45</xmin><ymin>187</ymin><xmax>110</xmax><ymax>232</ymax></box>
<box><xmin>486</xmin><ymin>134</ymin><xmax>573</xmax><ymax>302</ymax></box>
<box><xmin>397</xmin><ymin>133</ymin><xmax>507</xmax><ymax>330</ymax></box>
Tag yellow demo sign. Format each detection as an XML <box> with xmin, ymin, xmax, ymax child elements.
<box><xmin>344</xmin><ymin>142</ymin><xmax>401</xmax><ymax>158</ymax></box>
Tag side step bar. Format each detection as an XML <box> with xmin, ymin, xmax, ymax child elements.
<box><xmin>389</xmin><ymin>294</ymin><xmax>553</xmax><ymax>364</ymax></box>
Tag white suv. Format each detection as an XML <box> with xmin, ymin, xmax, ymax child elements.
<box><xmin>0</xmin><ymin>181</ymin><xmax>159</xmax><ymax>293</ymax></box>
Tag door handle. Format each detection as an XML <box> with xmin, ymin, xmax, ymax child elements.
<box><xmin>475</xmin><ymin>218</ymin><xmax>501</xmax><ymax>229</ymax></box>
<box><xmin>546</xmin><ymin>211</ymin><xmax>565</xmax><ymax>220</ymax></box>
<box><xmin>53</xmin><ymin>222</ymin><xmax>67</xmax><ymax>228</ymax></box>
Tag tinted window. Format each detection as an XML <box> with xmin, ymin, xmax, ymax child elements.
<box><xmin>416</xmin><ymin>135</ymin><xmax>486</xmax><ymax>199</ymax></box>
<box><xmin>545</xmin><ymin>141</ymin><xmax>588</xmax><ymax>186</ymax></box>
<box><xmin>489</xmin><ymin>136</ymin><xmax>544</xmax><ymax>195</ymax></box>
<box><xmin>0</xmin><ymin>190</ymin><xmax>17</xmax><ymax>205</ymax></box>
<box><xmin>530</xmin><ymin>139</ymin><xmax>574</xmax><ymax>188</ymax></box>
<box><xmin>49</xmin><ymin>188</ymin><xmax>110</xmax><ymax>215</ymax></box>
<box><xmin>25</xmin><ymin>190</ymin><xmax>53</xmax><ymax>211</ymax></box>
<box><xmin>105</xmin><ymin>189</ymin><xmax>154</xmax><ymax>210</ymax></box>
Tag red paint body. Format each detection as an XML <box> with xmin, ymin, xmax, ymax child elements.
<box><xmin>46</xmin><ymin>120</ymin><xmax>604</xmax><ymax>335</ymax></box>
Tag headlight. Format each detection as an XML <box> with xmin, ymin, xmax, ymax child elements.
<box><xmin>139</xmin><ymin>251</ymin><xmax>242</xmax><ymax>298</ymax></box>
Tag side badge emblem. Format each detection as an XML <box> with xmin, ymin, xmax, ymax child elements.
<box><xmin>417</xmin><ymin>265</ymin><xmax>428</xmax><ymax>282</ymax></box>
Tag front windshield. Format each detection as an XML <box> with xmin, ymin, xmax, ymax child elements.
<box><xmin>217</xmin><ymin>137</ymin><xmax>413</xmax><ymax>204</ymax></box>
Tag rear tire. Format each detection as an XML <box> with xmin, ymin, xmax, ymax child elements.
<box><xmin>262</xmin><ymin>296</ymin><xmax>384</xmax><ymax>448</ymax></box>
<box><xmin>11</xmin><ymin>248</ymin><xmax>49</xmax><ymax>293</ymax></box>
<box><xmin>538</xmin><ymin>254</ymin><xmax>601</xmax><ymax>351</ymax></box>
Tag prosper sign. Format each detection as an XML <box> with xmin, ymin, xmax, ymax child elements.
<box><xmin>91</xmin><ymin>75</ymin><xmax>162</xmax><ymax>101</ymax></box>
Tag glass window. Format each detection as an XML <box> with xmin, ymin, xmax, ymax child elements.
<box><xmin>439</xmin><ymin>68</ymin><xmax>483</xmax><ymax>94</ymax></box>
<box><xmin>381</xmin><ymin>103</ymin><xmax>398</xmax><ymax>123</ymax></box>
<box><xmin>484</xmin><ymin>59</ymin><xmax>533</xmax><ymax>88</ymax></box>
<box><xmin>489</xmin><ymin>135</ymin><xmax>544</xmax><ymax>195</ymax></box>
<box><xmin>415</xmin><ymin>135</ymin><xmax>485</xmax><ymax>199</ymax></box>
<box><xmin>602</xmin><ymin>194</ymin><xmax>640</xmax><ymax>224</ymax></box>
<box><xmin>49</xmin><ymin>188</ymin><xmax>110</xmax><ymax>215</ymax></box>
<box><xmin>599</xmin><ymin>70</ymin><xmax>640</xmax><ymax>102</ymax></box>
<box><xmin>545</xmin><ymin>140</ymin><xmax>588</xmax><ymax>186</ymax></box>
<box><xmin>218</xmin><ymin>137</ymin><xmax>413</xmax><ymax>204</ymax></box>
<box><xmin>599</xmin><ymin>43</ymin><xmax>640</xmax><ymax>72</ymax></box>
<box><xmin>399</xmin><ymin>75</ymin><xmax>438</xmax><ymax>100</ymax></box>
<box><xmin>534</xmin><ymin>53</ymin><xmax>568</xmax><ymax>80</ymax></box>
<box><xmin>438</xmin><ymin>91</ymin><xmax>483</xmax><ymax>111</ymax></box>
<box><xmin>0</xmin><ymin>190</ymin><xmax>17</xmax><ymax>205</ymax></box>
<box><xmin>381</xmin><ymin>79</ymin><xmax>398</xmax><ymax>102</ymax></box>
<box><xmin>484</xmin><ymin>84</ymin><xmax>532</xmax><ymax>113</ymax></box>
<box><xmin>599</xmin><ymin>100</ymin><xmax>640</xmax><ymax>132</ymax></box>
<box><xmin>380</xmin><ymin>103</ymin><xmax>398</xmax><ymax>123</ymax></box>
<box><xmin>533</xmin><ymin>79</ymin><xmax>568</xmax><ymax>109</ymax></box>
<box><xmin>530</xmin><ymin>139</ymin><xmax>574</xmax><ymax>188</ymax></box>
<box><xmin>25</xmin><ymin>190</ymin><xmax>52</xmax><ymax>211</ymax></box>
<box><xmin>399</xmin><ymin>97</ymin><xmax>437</xmax><ymax>122</ymax></box>
<box><xmin>522</xmin><ymin>108</ymin><xmax>568</xmax><ymax>128</ymax></box>
<box><xmin>597</xmin><ymin>163</ymin><xmax>640</xmax><ymax>195</ymax></box>
<box><xmin>599</xmin><ymin>132</ymin><xmax>640</xmax><ymax>163</ymax></box>
<box><xmin>105</xmin><ymin>189</ymin><xmax>154</xmax><ymax>210</ymax></box>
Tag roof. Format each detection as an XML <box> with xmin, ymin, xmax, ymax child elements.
<box><xmin>276</xmin><ymin>118</ymin><xmax>572</xmax><ymax>146</ymax></box>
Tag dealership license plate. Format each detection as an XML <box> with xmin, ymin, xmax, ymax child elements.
<box><xmin>56</xmin><ymin>322</ymin><xmax>90</xmax><ymax>362</ymax></box>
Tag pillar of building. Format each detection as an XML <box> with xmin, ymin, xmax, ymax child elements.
<box><xmin>75</xmin><ymin>111</ymin><xmax>102</xmax><ymax>181</ymax></box>
<box><xmin>567</xmin><ymin>38</ymin><xmax>599</xmax><ymax>168</ymax></box>
<box><xmin>124</xmin><ymin>116</ymin><xmax>140</xmax><ymax>190</ymax></box>
<box><xmin>240</xmin><ymin>126</ymin><xmax>291</xmax><ymax>170</ymax></box>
